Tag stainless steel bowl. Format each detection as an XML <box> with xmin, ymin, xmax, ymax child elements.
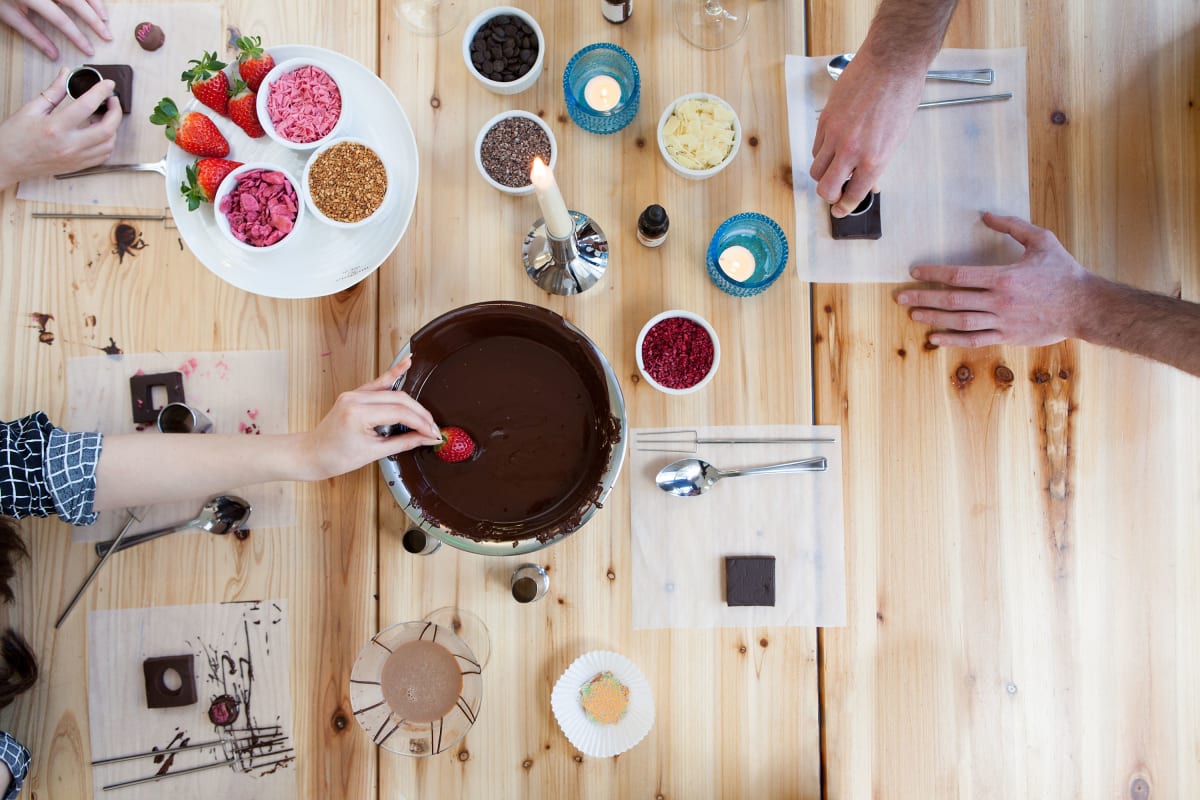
<box><xmin>378</xmin><ymin>302</ymin><xmax>627</xmax><ymax>556</ymax></box>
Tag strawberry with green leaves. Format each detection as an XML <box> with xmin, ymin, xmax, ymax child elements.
<box><xmin>182</xmin><ymin>51</ymin><xmax>230</xmax><ymax>116</ymax></box>
<box><xmin>433</xmin><ymin>427</ymin><xmax>475</xmax><ymax>463</ymax></box>
<box><xmin>235</xmin><ymin>35</ymin><xmax>275</xmax><ymax>92</ymax></box>
<box><xmin>227</xmin><ymin>80</ymin><xmax>265</xmax><ymax>139</ymax></box>
<box><xmin>181</xmin><ymin>158</ymin><xmax>243</xmax><ymax>211</ymax></box>
<box><xmin>150</xmin><ymin>98</ymin><xmax>230</xmax><ymax>158</ymax></box>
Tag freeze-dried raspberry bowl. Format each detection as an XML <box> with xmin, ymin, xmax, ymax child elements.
<box><xmin>635</xmin><ymin>310</ymin><xmax>721</xmax><ymax>395</ymax></box>
<box><xmin>257</xmin><ymin>57</ymin><xmax>348</xmax><ymax>151</ymax></box>
<box><xmin>213</xmin><ymin>162</ymin><xmax>305</xmax><ymax>252</ymax></box>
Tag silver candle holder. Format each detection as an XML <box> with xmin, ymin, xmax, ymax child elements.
<box><xmin>521</xmin><ymin>210</ymin><xmax>609</xmax><ymax>295</ymax></box>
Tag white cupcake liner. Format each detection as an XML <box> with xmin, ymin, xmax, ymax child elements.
<box><xmin>551</xmin><ymin>650</ymin><xmax>654</xmax><ymax>758</ymax></box>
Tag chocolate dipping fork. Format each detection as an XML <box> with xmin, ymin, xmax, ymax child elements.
<box><xmin>636</xmin><ymin>429</ymin><xmax>836</xmax><ymax>453</ymax></box>
<box><xmin>54</xmin><ymin>507</ymin><xmax>144</xmax><ymax>628</ymax></box>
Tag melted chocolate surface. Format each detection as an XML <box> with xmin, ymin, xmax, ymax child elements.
<box><xmin>394</xmin><ymin>303</ymin><xmax>620</xmax><ymax>543</ymax></box>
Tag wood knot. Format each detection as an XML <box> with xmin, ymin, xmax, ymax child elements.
<box><xmin>813</xmin><ymin>333</ymin><xmax>824</xmax><ymax>344</ymax></box>
<box><xmin>953</xmin><ymin>364</ymin><xmax>974</xmax><ymax>386</ymax></box>
<box><xmin>1058</xmin><ymin>369</ymin><xmax>1070</xmax><ymax>380</ymax></box>
<box><xmin>557</xmin><ymin>114</ymin><xmax>568</xmax><ymax>124</ymax></box>
<box><xmin>430</xmin><ymin>95</ymin><xmax>442</xmax><ymax>109</ymax></box>
<box><xmin>823</xmin><ymin>304</ymin><xmax>833</xmax><ymax>314</ymax></box>
<box><xmin>748</xmin><ymin>135</ymin><xmax>759</xmax><ymax>147</ymax></box>
<box><xmin>522</xmin><ymin>758</ymin><xmax>533</xmax><ymax>770</ymax></box>
<box><xmin>1032</xmin><ymin>370</ymin><xmax>1052</xmax><ymax>384</ymax></box>
<box><xmin>1129</xmin><ymin>776</ymin><xmax>1151</xmax><ymax>800</ymax></box>
<box><xmin>630</xmin><ymin>373</ymin><xmax>640</xmax><ymax>384</ymax></box>
<box><xmin>556</xmin><ymin>597</ymin><xmax>565</xmax><ymax>604</ymax></box>
<box><xmin>606</xmin><ymin>569</ymin><xmax>616</xmax><ymax>581</ymax></box>
<box><xmin>536</xmin><ymin>109</ymin><xmax>545</xmax><ymax>117</ymax></box>
<box><xmin>781</xmin><ymin>165</ymin><xmax>793</xmax><ymax>187</ymax></box>
<box><xmin>876</xmin><ymin>611</ymin><xmax>884</xmax><ymax>621</ymax></box>
<box><xmin>1051</xmin><ymin>110</ymin><xmax>1068</xmax><ymax>125</ymax></box>
<box><xmin>994</xmin><ymin>365</ymin><xmax>1014</xmax><ymax>383</ymax></box>
<box><xmin>738</xmin><ymin>645</ymin><xmax>747</xmax><ymax>654</ymax></box>
<box><xmin>573</xmin><ymin>754</ymin><xmax>584</xmax><ymax>763</ymax></box>
<box><xmin>332</xmin><ymin>711</ymin><xmax>348</xmax><ymax>731</ymax></box>
<box><xmin>759</xmin><ymin>638</ymin><xmax>769</xmax><ymax>648</ymax></box>
<box><xmin>635</xmin><ymin>137</ymin><xmax>646</xmax><ymax>148</ymax></box>
<box><xmin>897</xmin><ymin>348</ymin><xmax>907</xmax><ymax>358</ymax></box>
<box><xmin>234</xmin><ymin>527</ymin><xmax>251</xmax><ymax>541</ymax></box>
<box><xmin>458</xmin><ymin>749</ymin><xmax>470</xmax><ymax>761</ymax></box>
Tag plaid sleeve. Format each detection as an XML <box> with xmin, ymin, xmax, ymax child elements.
<box><xmin>0</xmin><ymin>730</ymin><xmax>29</xmax><ymax>800</ymax></box>
<box><xmin>0</xmin><ymin>414</ymin><xmax>101</xmax><ymax>525</ymax></box>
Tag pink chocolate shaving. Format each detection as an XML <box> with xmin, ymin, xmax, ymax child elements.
<box><xmin>218</xmin><ymin>169</ymin><xmax>299</xmax><ymax>247</ymax></box>
<box><xmin>265</xmin><ymin>65</ymin><xmax>342</xmax><ymax>143</ymax></box>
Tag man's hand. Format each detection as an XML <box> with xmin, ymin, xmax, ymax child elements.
<box><xmin>0</xmin><ymin>0</ymin><xmax>111</xmax><ymax>60</ymax></box>
<box><xmin>0</xmin><ymin>68</ymin><xmax>121</xmax><ymax>191</ymax></box>
<box><xmin>897</xmin><ymin>212</ymin><xmax>1095</xmax><ymax>348</ymax></box>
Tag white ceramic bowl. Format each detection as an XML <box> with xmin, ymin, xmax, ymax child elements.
<box><xmin>635</xmin><ymin>310</ymin><xmax>721</xmax><ymax>395</ymax></box>
<box><xmin>462</xmin><ymin>7</ymin><xmax>545</xmax><ymax>95</ymax></box>
<box><xmin>213</xmin><ymin>162</ymin><xmax>305</xmax><ymax>253</ymax></box>
<box><xmin>656</xmin><ymin>92</ymin><xmax>742</xmax><ymax>181</ymax></box>
<box><xmin>473</xmin><ymin>110</ymin><xmax>557</xmax><ymax>196</ymax></box>
<box><xmin>256</xmin><ymin>56</ymin><xmax>348</xmax><ymax>151</ymax></box>
<box><xmin>302</xmin><ymin>137</ymin><xmax>393</xmax><ymax>228</ymax></box>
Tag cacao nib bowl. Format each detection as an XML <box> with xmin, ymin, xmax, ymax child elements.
<box><xmin>635</xmin><ymin>310</ymin><xmax>721</xmax><ymax>395</ymax></box>
<box><xmin>379</xmin><ymin>301</ymin><xmax>627</xmax><ymax>556</ymax></box>
<box><xmin>462</xmin><ymin>6</ymin><xmax>545</xmax><ymax>95</ymax></box>
<box><xmin>212</xmin><ymin>162</ymin><xmax>306</xmax><ymax>253</ymax></box>
<box><xmin>256</xmin><ymin>56</ymin><xmax>349</xmax><ymax>151</ymax></box>
<box><xmin>473</xmin><ymin>110</ymin><xmax>557</xmax><ymax>196</ymax></box>
<box><xmin>302</xmin><ymin>137</ymin><xmax>394</xmax><ymax>228</ymax></box>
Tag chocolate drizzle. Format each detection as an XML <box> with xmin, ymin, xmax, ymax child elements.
<box><xmin>393</xmin><ymin>303</ymin><xmax>622</xmax><ymax>544</ymax></box>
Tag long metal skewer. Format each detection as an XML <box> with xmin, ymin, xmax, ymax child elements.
<box><xmin>55</xmin><ymin>508</ymin><xmax>143</xmax><ymax>628</ymax></box>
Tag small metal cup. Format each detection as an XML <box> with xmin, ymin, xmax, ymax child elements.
<box><xmin>510</xmin><ymin>563</ymin><xmax>549</xmax><ymax>603</ymax></box>
<box><xmin>157</xmin><ymin>403</ymin><xmax>213</xmax><ymax>434</ymax></box>
<box><xmin>401</xmin><ymin>528</ymin><xmax>441</xmax><ymax>556</ymax></box>
<box><xmin>66</xmin><ymin>66</ymin><xmax>103</xmax><ymax>99</ymax></box>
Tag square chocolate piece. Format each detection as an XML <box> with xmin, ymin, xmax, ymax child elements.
<box><xmin>724</xmin><ymin>556</ymin><xmax>776</xmax><ymax>607</ymax></box>
<box><xmin>143</xmin><ymin>654</ymin><xmax>197</xmax><ymax>708</ymax></box>
<box><xmin>84</xmin><ymin>64</ymin><xmax>133</xmax><ymax>114</ymax></box>
<box><xmin>831</xmin><ymin>191</ymin><xmax>882</xmax><ymax>240</ymax></box>
<box><xmin>129</xmin><ymin>371</ymin><xmax>185</xmax><ymax>424</ymax></box>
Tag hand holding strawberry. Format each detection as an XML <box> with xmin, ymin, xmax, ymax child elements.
<box><xmin>182</xmin><ymin>51</ymin><xmax>230</xmax><ymax>116</ymax></box>
<box><xmin>433</xmin><ymin>427</ymin><xmax>475</xmax><ymax>463</ymax></box>
<box><xmin>235</xmin><ymin>36</ymin><xmax>275</xmax><ymax>92</ymax></box>
<box><xmin>150</xmin><ymin>98</ymin><xmax>230</xmax><ymax>157</ymax></box>
<box><xmin>181</xmin><ymin>158</ymin><xmax>242</xmax><ymax>211</ymax></box>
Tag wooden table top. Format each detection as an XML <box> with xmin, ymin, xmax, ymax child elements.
<box><xmin>1</xmin><ymin>0</ymin><xmax>1197</xmax><ymax>798</ymax></box>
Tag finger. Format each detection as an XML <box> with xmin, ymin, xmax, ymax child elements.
<box><xmin>363</xmin><ymin>355</ymin><xmax>413</xmax><ymax>391</ymax></box>
<box><xmin>810</xmin><ymin>120</ymin><xmax>826</xmax><ymax>159</ymax></box>
<box><xmin>927</xmin><ymin>330</ymin><xmax>1005</xmax><ymax>349</ymax></box>
<box><xmin>61</xmin><ymin>0</ymin><xmax>111</xmax><ymax>40</ymax></box>
<box><xmin>375</xmin><ymin>431</ymin><xmax>442</xmax><ymax>459</ymax></box>
<box><xmin>1</xmin><ymin>7</ymin><xmax>60</xmax><ymax>59</ymax></box>
<box><xmin>908</xmin><ymin>308</ymin><xmax>998</xmax><ymax>332</ymax></box>
<box><xmin>367</xmin><ymin>403</ymin><xmax>441</xmax><ymax>442</ymax></box>
<box><xmin>831</xmin><ymin>171</ymin><xmax>874</xmax><ymax>219</ymax></box>
<box><xmin>815</xmin><ymin>152</ymin><xmax>857</xmax><ymax>205</ymax></box>
<box><xmin>85</xmin><ymin>0</ymin><xmax>109</xmax><ymax>20</ymax></box>
<box><xmin>75</xmin><ymin>98</ymin><xmax>121</xmax><ymax>147</ymax></box>
<box><xmin>906</xmin><ymin>263</ymin><xmax>1002</xmax><ymax>289</ymax></box>
<box><xmin>896</xmin><ymin>287</ymin><xmax>994</xmax><ymax>312</ymax></box>
<box><xmin>979</xmin><ymin>212</ymin><xmax>1047</xmax><ymax>249</ymax></box>
<box><xmin>32</xmin><ymin>0</ymin><xmax>96</xmax><ymax>55</ymax></box>
<box><xmin>30</xmin><ymin>67</ymin><xmax>70</xmax><ymax>113</ymax></box>
<box><xmin>56</xmin><ymin>79</ymin><xmax>114</xmax><ymax>126</ymax></box>
<box><xmin>809</xmin><ymin>144</ymin><xmax>840</xmax><ymax>198</ymax></box>
<box><xmin>348</xmin><ymin>391</ymin><xmax>438</xmax><ymax>437</ymax></box>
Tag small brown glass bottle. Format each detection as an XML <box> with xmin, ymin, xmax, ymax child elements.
<box><xmin>637</xmin><ymin>204</ymin><xmax>669</xmax><ymax>247</ymax></box>
<box><xmin>603</xmin><ymin>0</ymin><xmax>632</xmax><ymax>24</ymax></box>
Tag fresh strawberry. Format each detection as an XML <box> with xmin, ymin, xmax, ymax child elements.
<box><xmin>180</xmin><ymin>158</ymin><xmax>242</xmax><ymax>211</ymax></box>
<box><xmin>235</xmin><ymin>35</ymin><xmax>275</xmax><ymax>92</ymax></box>
<box><xmin>150</xmin><ymin>98</ymin><xmax>230</xmax><ymax>157</ymax></box>
<box><xmin>227</xmin><ymin>80</ymin><xmax>265</xmax><ymax>139</ymax></box>
<box><xmin>182</xmin><ymin>51</ymin><xmax>230</xmax><ymax>116</ymax></box>
<box><xmin>433</xmin><ymin>427</ymin><xmax>475</xmax><ymax>463</ymax></box>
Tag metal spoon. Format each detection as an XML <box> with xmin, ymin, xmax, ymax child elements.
<box><xmin>655</xmin><ymin>457</ymin><xmax>828</xmax><ymax>497</ymax></box>
<box><xmin>94</xmin><ymin>495</ymin><xmax>252</xmax><ymax>557</ymax></box>
<box><xmin>827</xmin><ymin>53</ymin><xmax>994</xmax><ymax>84</ymax></box>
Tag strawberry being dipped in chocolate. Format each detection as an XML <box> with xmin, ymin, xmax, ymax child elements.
<box><xmin>433</xmin><ymin>427</ymin><xmax>475</xmax><ymax>463</ymax></box>
<box><xmin>180</xmin><ymin>158</ymin><xmax>242</xmax><ymax>211</ymax></box>
<box><xmin>227</xmin><ymin>80</ymin><xmax>265</xmax><ymax>138</ymax></box>
<box><xmin>235</xmin><ymin>35</ymin><xmax>275</xmax><ymax>92</ymax></box>
<box><xmin>182</xmin><ymin>51</ymin><xmax>230</xmax><ymax>116</ymax></box>
<box><xmin>150</xmin><ymin>98</ymin><xmax>230</xmax><ymax>157</ymax></box>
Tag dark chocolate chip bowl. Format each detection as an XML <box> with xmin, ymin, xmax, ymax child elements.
<box><xmin>380</xmin><ymin>302</ymin><xmax>627</xmax><ymax>555</ymax></box>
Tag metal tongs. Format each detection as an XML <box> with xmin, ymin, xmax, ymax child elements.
<box><xmin>55</xmin><ymin>158</ymin><xmax>167</xmax><ymax>179</ymax></box>
<box><xmin>636</xmin><ymin>429</ymin><xmax>836</xmax><ymax>453</ymax></box>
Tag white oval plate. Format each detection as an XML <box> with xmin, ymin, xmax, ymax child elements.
<box><xmin>165</xmin><ymin>44</ymin><xmax>418</xmax><ymax>298</ymax></box>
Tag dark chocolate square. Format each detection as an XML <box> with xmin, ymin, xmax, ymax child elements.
<box><xmin>130</xmin><ymin>371</ymin><xmax>185</xmax><ymax>423</ymax></box>
<box><xmin>831</xmin><ymin>192</ymin><xmax>882</xmax><ymax>240</ymax></box>
<box><xmin>143</xmin><ymin>654</ymin><xmax>197</xmax><ymax>708</ymax></box>
<box><xmin>724</xmin><ymin>556</ymin><xmax>776</xmax><ymax>607</ymax></box>
<box><xmin>84</xmin><ymin>64</ymin><xmax>133</xmax><ymax>114</ymax></box>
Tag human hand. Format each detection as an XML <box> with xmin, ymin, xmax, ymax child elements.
<box><xmin>897</xmin><ymin>212</ymin><xmax>1096</xmax><ymax>348</ymax></box>
<box><xmin>0</xmin><ymin>0</ymin><xmax>111</xmax><ymax>60</ymax></box>
<box><xmin>0</xmin><ymin>67</ymin><xmax>121</xmax><ymax>191</ymax></box>
<box><xmin>298</xmin><ymin>356</ymin><xmax>444</xmax><ymax>480</ymax></box>
<box><xmin>810</xmin><ymin>49</ymin><xmax>925</xmax><ymax>218</ymax></box>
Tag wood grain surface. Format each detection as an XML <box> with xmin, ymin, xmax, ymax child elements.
<box><xmin>1</xmin><ymin>0</ymin><xmax>1197</xmax><ymax>798</ymax></box>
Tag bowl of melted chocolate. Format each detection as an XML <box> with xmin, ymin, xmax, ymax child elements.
<box><xmin>381</xmin><ymin>301</ymin><xmax>626</xmax><ymax>555</ymax></box>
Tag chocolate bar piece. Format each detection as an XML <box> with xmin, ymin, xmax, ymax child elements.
<box><xmin>724</xmin><ymin>555</ymin><xmax>776</xmax><ymax>607</ymax></box>
<box><xmin>84</xmin><ymin>64</ymin><xmax>133</xmax><ymax>114</ymax></box>
<box><xmin>130</xmin><ymin>371</ymin><xmax>185</xmax><ymax>424</ymax></box>
<box><xmin>143</xmin><ymin>655</ymin><xmax>197</xmax><ymax>708</ymax></box>
<box><xmin>831</xmin><ymin>191</ymin><xmax>882</xmax><ymax>240</ymax></box>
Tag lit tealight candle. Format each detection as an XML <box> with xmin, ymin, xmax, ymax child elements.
<box><xmin>530</xmin><ymin>157</ymin><xmax>575</xmax><ymax>239</ymax></box>
<box><xmin>583</xmin><ymin>74</ymin><xmax>622</xmax><ymax>113</ymax></box>
<box><xmin>718</xmin><ymin>245</ymin><xmax>756</xmax><ymax>282</ymax></box>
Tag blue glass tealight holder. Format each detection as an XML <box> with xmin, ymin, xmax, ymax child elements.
<box><xmin>563</xmin><ymin>43</ymin><xmax>640</xmax><ymax>135</ymax></box>
<box><xmin>705</xmin><ymin>213</ymin><xmax>790</xmax><ymax>298</ymax></box>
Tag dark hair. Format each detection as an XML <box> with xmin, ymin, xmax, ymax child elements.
<box><xmin>0</xmin><ymin>517</ymin><xmax>37</xmax><ymax>708</ymax></box>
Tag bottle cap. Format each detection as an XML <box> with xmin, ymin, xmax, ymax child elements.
<box><xmin>638</xmin><ymin>204</ymin><xmax>669</xmax><ymax>236</ymax></box>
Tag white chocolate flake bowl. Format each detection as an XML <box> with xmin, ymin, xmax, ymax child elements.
<box><xmin>656</xmin><ymin>92</ymin><xmax>742</xmax><ymax>180</ymax></box>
